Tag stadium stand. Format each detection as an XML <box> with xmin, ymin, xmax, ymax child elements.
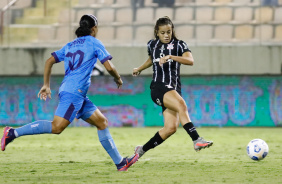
<box><xmin>114</xmin><ymin>25</ymin><xmax>133</xmax><ymax>45</ymax></box>
<box><xmin>54</xmin><ymin>25</ymin><xmax>75</xmax><ymax>44</ymax></box>
<box><xmin>234</xmin><ymin>24</ymin><xmax>254</xmax><ymax>41</ymax></box>
<box><xmin>195</xmin><ymin>25</ymin><xmax>213</xmax><ymax>43</ymax></box>
<box><xmin>134</xmin><ymin>7</ymin><xmax>154</xmax><ymax>25</ymax></box>
<box><xmin>213</xmin><ymin>25</ymin><xmax>233</xmax><ymax>42</ymax></box>
<box><xmin>37</xmin><ymin>26</ymin><xmax>56</xmax><ymax>43</ymax></box>
<box><xmin>213</xmin><ymin>7</ymin><xmax>233</xmax><ymax>23</ymax></box>
<box><xmin>229</xmin><ymin>0</ymin><xmax>252</xmax><ymax>5</ymax></box>
<box><xmin>96</xmin><ymin>25</ymin><xmax>115</xmax><ymax>44</ymax></box>
<box><xmin>58</xmin><ymin>9</ymin><xmax>76</xmax><ymax>24</ymax></box>
<box><xmin>0</xmin><ymin>1</ymin><xmax>6</xmax><ymax>9</ymax></box>
<box><xmin>1</xmin><ymin>0</ymin><xmax>282</xmax><ymax>46</ymax></box>
<box><xmin>115</xmin><ymin>7</ymin><xmax>133</xmax><ymax>25</ymax></box>
<box><xmin>274</xmin><ymin>25</ymin><xmax>282</xmax><ymax>41</ymax></box>
<box><xmin>254</xmin><ymin>7</ymin><xmax>273</xmax><ymax>24</ymax></box>
<box><xmin>195</xmin><ymin>7</ymin><xmax>214</xmax><ymax>24</ymax></box>
<box><xmin>77</xmin><ymin>0</ymin><xmax>97</xmax><ymax>7</ymax></box>
<box><xmin>273</xmin><ymin>7</ymin><xmax>282</xmax><ymax>24</ymax></box>
<box><xmin>96</xmin><ymin>8</ymin><xmax>115</xmax><ymax>25</ymax></box>
<box><xmin>89</xmin><ymin>0</ymin><xmax>115</xmax><ymax>8</ymax></box>
<box><xmin>114</xmin><ymin>0</ymin><xmax>131</xmax><ymax>7</ymax></box>
<box><xmin>174</xmin><ymin>24</ymin><xmax>195</xmax><ymax>44</ymax></box>
<box><xmin>196</xmin><ymin>0</ymin><xmax>214</xmax><ymax>5</ymax></box>
<box><xmin>254</xmin><ymin>24</ymin><xmax>273</xmax><ymax>42</ymax></box>
<box><xmin>232</xmin><ymin>7</ymin><xmax>253</xmax><ymax>24</ymax></box>
<box><xmin>144</xmin><ymin>0</ymin><xmax>158</xmax><ymax>7</ymax></box>
<box><xmin>74</xmin><ymin>9</ymin><xmax>95</xmax><ymax>23</ymax></box>
<box><xmin>213</xmin><ymin>0</ymin><xmax>232</xmax><ymax>5</ymax></box>
<box><xmin>174</xmin><ymin>0</ymin><xmax>194</xmax><ymax>6</ymax></box>
<box><xmin>174</xmin><ymin>7</ymin><xmax>194</xmax><ymax>24</ymax></box>
<box><xmin>154</xmin><ymin>7</ymin><xmax>174</xmax><ymax>21</ymax></box>
<box><xmin>0</xmin><ymin>0</ymin><xmax>33</xmax><ymax>9</ymax></box>
<box><xmin>133</xmin><ymin>25</ymin><xmax>153</xmax><ymax>45</ymax></box>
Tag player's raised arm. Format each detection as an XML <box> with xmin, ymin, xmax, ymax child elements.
<box><xmin>133</xmin><ymin>57</ymin><xmax>153</xmax><ymax>76</ymax></box>
<box><xmin>103</xmin><ymin>60</ymin><xmax>123</xmax><ymax>89</ymax></box>
<box><xmin>38</xmin><ymin>56</ymin><xmax>56</xmax><ymax>101</ymax></box>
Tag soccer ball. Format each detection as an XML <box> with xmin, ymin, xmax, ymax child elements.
<box><xmin>247</xmin><ymin>139</ymin><xmax>269</xmax><ymax>161</ymax></box>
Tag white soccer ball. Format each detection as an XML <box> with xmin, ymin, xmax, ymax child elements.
<box><xmin>247</xmin><ymin>139</ymin><xmax>269</xmax><ymax>161</ymax></box>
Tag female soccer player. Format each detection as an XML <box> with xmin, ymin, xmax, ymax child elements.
<box><xmin>132</xmin><ymin>16</ymin><xmax>213</xmax><ymax>158</ymax></box>
<box><xmin>1</xmin><ymin>14</ymin><xmax>138</xmax><ymax>171</ymax></box>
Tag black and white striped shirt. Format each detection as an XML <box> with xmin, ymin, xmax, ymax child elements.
<box><xmin>147</xmin><ymin>39</ymin><xmax>191</xmax><ymax>93</ymax></box>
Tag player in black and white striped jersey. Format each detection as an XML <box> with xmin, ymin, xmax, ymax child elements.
<box><xmin>132</xmin><ymin>16</ymin><xmax>213</xmax><ymax>159</ymax></box>
<box><xmin>147</xmin><ymin>35</ymin><xmax>189</xmax><ymax>94</ymax></box>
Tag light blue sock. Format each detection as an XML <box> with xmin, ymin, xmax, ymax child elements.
<box><xmin>15</xmin><ymin>120</ymin><xmax>52</xmax><ymax>137</ymax></box>
<box><xmin>98</xmin><ymin>128</ymin><xmax>123</xmax><ymax>164</ymax></box>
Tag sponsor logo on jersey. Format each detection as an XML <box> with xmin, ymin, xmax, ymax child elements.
<box><xmin>167</xmin><ymin>43</ymin><xmax>174</xmax><ymax>50</ymax></box>
<box><xmin>156</xmin><ymin>98</ymin><xmax>162</xmax><ymax>106</ymax></box>
<box><xmin>70</xmin><ymin>38</ymin><xmax>85</xmax><ymax>47</ymax></box>
<box><xmin>165</xmin><ymin>85</ymin><xmax>173</xmax><ymax>89</ymax></box>
<box><xmin>153</xmin><ymin>58</ymin><xmax>173</xmax><ymax>63</ymax></box>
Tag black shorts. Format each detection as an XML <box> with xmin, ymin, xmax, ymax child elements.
<box><xmin>150</xmin><ymin>81</ymin><xmax>181</xmax><ymax>112</ymax></box>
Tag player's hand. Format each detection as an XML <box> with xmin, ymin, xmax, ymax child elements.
<box><xmin>38</xmin><ymin>85</ymin><xmax>51</xmax><ymax>101</ymax></box>
<box><xmin>159</xmin><ymin>55</ymin><xmax>171</xmax><ymax>66</ymax></box>
<box><xmin>114</xmin><ymin>77</ymin><xmax>123</xmax><ymax>89</ymax></box>
<box><xmin>132</xmin><ymin>68</ymin><xmax>141</xmax><ymax>76</ymax></box>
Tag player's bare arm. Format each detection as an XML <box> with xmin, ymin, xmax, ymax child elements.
<box><xmin>2</xmin><ymin>14</ymin><xmax>139</xmax><ymax>172</ymax></box>
<box><xmin>133</xmin><ymin>57</ymin><xmax>153</xmax><ymax>76</ymax></box>
<box><xmin>159</xmin><ymin>52</ymin><xmax>194</xmax><ymax>66</ymax></box>
<box><xmin>38</xmin><ymin>56</ymin><xmax>56</xmax><ymax>101</ymax></box>
<box><xmin>103</xmin><ymin>60</ymin><xmax>123</xmax><ymax>89</ymax></box>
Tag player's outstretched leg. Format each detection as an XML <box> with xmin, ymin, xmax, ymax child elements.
<box><xmin>1</xmin><ymin>127</ymin><xmax>16</xmax><ymax>151</ymax></box>
<box><xmin>116</xmin><ymin>153</ymin><xmax>139</xmax><ymax>171</ymax></box>
<box><xmin>193</xmin><ymin>137</ymin><xmax>213</xmax><ymax>152</ymax></box>
<box><xmin>134</xmin><ymin>145</ymin><xmax>145</xmax><ymax>158</ymax></box>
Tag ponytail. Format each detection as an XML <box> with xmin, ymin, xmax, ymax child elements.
<box><xmin>75</xmin><ymin>14</ymin><xmax>98</xmax><ymax>37</ymax></box>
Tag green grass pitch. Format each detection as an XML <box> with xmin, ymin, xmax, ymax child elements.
<box><xmin>0</xmin><ymin>127</ymin><xmax>281</xmax><ymax>184</ymax></box>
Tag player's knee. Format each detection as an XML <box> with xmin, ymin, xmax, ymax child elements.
<box><xmin>51</xmin><ymin>123</ymin><xmax>64</xmax><ymax>134</ymax></box>
<box><xmin>52</xmin><ymin>129</ymin><xmax>63</xmax><ymax>135</ymax></box>
<box><xmin>177</xmin><ymin>99</ymin><xmax>187</xmax><ymax>112</ymax></box>
<box><xmin>97</xmin><ymin>117</ymin><xmax>108</xmax><ymax>130</ymax></box>
<box><xmin>166</xmin><ymin>125</ymin><xmax>177</xmax><ymax>136</ymax></box>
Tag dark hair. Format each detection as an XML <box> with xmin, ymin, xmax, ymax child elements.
<box><xmin>154</xmin><ymin>16</ymin><xmax>177</xmax><ymax>40</ymax></box>
<box><xmin>75</xmin><ymin>14</ymin><xmax>98</xmax><ymax>37</ymax></box>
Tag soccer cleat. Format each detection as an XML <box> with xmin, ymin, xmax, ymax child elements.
<box><xmin>1</xmin><ymin>127</ymin><xmax>16</xmax><ymax>151</ymax></box>
<box><xmin>134</xmin><ymin>145</ymin><xmax>145</xmax><ymax>158</ymax></box>
<box><xmin>193</xmin><ymin>137</ymin><xmax>213</xmax><ymax>152</ymax></box>
<box><xmin>116</xmin><ymin>154</ymin><xmax>139</xmax><ymax>171</ymax></box>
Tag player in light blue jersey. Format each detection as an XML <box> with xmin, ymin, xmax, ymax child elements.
<box><xmin>1</xmin><ymin>14</ymin><xmax>139</xmax><ymax>171</ymax></box>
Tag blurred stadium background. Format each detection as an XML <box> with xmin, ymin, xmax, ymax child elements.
<box><xmin>0</xmin><ymin>0</ymin><xmax>281</xmax><ymax>127</ymax></box>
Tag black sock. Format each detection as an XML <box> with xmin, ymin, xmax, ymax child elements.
<box><xmin>9</xmin><ymin>129</ymin><xmax>16</xmax><ymax>139</ymax></box>
<box><xmin>143</xmin><ymin>132</ymin><xmax>164</xmax><ymax>152</ymax></box>
<box><xmin>183</xmin><ymin>122</ymin><xmax>199</xmax><ymax>141</ymax></box>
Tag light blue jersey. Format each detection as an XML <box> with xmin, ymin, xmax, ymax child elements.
<box><xmin>10</xmin><ymin>15</ymin><xmax>126</xmax><ymax>167</ymax></box>
<box><xmin>52</xmin><ymin>35</ymin><xmax>112</xmax><ymax>97</ymax></box>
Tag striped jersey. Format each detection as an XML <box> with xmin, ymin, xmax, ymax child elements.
<box><xmin>52</xmin><ymin>35</ymin><xmax>112</xmax><ymax>97</ymax></box>
<box><xmin>147</xmin><ymin>39</ymin><xmax>191</xmax><ymax>92</ymax></box>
